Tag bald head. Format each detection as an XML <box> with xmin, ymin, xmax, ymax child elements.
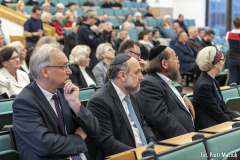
<box><xmin>42</xmin><ymin>2</ymin><xmax>50</xmax><ymax>12</ymax></box>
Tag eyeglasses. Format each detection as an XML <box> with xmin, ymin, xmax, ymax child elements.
<box><xmin>46</xmin><ymin>64</ymin><xmax>70</xmax><ymax>71</ymax></box>
<box><xmin>220</xmin><ymin>58</ymin><xmax>226</xmax><ymax>63</ymax></box>
<box><xmin>128</xmin><ymin>50</ymin><xmax>141</xmax><ymax>58</ymax></box>
<box><xmin>91</xmin><ymin>16</ymin><xmax>97</xmax><ymax>20</ymax></box>
<box><xmin>168</xmin><ymin>56</ymin><xmax>178</xmax><ymax>62</ymax></box>
<box><xmin>105</xmin><ymin>48</ymin><xmax>115</xmax><ymax>52</ymax></box>
<box><xmin>9</xmin><ymin>55</ymin><xmax>20</xmax><ymax>61</ymax></box>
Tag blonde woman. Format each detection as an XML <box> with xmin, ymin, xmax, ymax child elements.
<box><xmin>41</xmin><ymin>12</ymin><xmax>53</xmax><ymax>26</ymax></box>
<box><xmin>16</xmin><ymin>1</ymin><xmax>28</xmax><ymax>16</ymax></box>
<box><xmin>133</xmin><ymin>12</ymin><xmax>145</xmax><ymax>27</ymax></box>
<box><xmin>69</xmin><ymin>45</ymin><xmax>96</xmax><ymax>88</ymax></box>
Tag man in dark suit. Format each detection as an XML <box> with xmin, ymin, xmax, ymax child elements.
<box><xmin>101</xmin><ymin>0</ymin><xmax>113</xmax><ymax>8</ymax></box>
<box><xmin>186</xmin><ymin>26</ymin><xmax>203</xmax><ymax>57</ymax></box>
<box><xmin>174</xmin><ymin>31</ymin><xmax>200</xmax><ymax>74</ymax></box>
<box><xmin>170</xmin><ymin>27</ymin><xmax>183</xmax><ymax>49</ymax></box>
<box><xmin>87</xmin><ymin>55</ymin><xmax>157</xmax><ymax>158</ymax></box>
<box><xmin>136</xmin><ymin>45</ymin><xmax>195</xmax><ymax>141</ymax></box>
<box><xmin>201</xmin><ymin>29</ymin><xmax>215</xmax><ymax>47</ymax></box>
<box><xmin>13</xmin><ymin>43</ymin><xmax>100</xmax><ymax>160</ymax></box>
<box><xmin>174</xmin><ymin>14</ymin><xmax>188</xmax><ymax>34</ymax></box>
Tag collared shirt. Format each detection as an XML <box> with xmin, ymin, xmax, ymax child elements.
<box><xmin>23</xmin><ymin>17</ymin><xmax>43</xmax><ymax>43</ymax></box>
<box><xmin>79</xmin><ymin>66</ymin><xmax>96</xmax><ymax>87</ymax></box>
<box><xmin>156</xmin><ymin>73</ymin><xmax>194</xmax><ymax>122</ymax></box>
<box><xmin>111</xmin><ymin>81</ymin><xmax>143</xmax><ymax>148</ymax></box>
<box><xmin>37</xmin><ymin>83</ymin><xmax>87</xmax><ymax>160</ymax></box>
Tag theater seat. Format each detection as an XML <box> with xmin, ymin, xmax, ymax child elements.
<box><xmin>69</xmin><ymin>0</ymin><xmax>80</xmax><ymax>6</ymax></box>
<box><xmin>58</xmin><ymin>0</ymin><xmax>69</xmax><ymax>6</ymax></box>
<box><xmin>0</xmin><ymin>99</ymin><xmax>14</xmax><ymax>130</ymax></box>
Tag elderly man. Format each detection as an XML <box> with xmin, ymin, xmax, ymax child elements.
<box><xmin>174</xmin><ymin>31</ymin><xmax>200</xmax><ymax>74</ymax></box>
<box><xmin>56</xmin><ymin>3</ymin><xmax>65</xmax><ymax>13</ymax></box>
<box><xmin>42</xmin><ymin>2</ymin><xmax>50</xmax><ymax>14</ymax></box>
<box><xmin>186</xmin><ymin>26</ymin><xmax>203</xmax><ymax>57</ymax></box>
<box><xmin>174</xmin><ymin>14</ymin><xmax>188</xmax><ymax>34</ymax></box>
<box><xmin>170</xmin><ymin>27</ymin><xmax>183</xmax><ymax>49</ymax></box>
<box><xmin>114</xmin><ymin>29</ymin><xmax>128</xmax><ymax>54</ymax></box>
<box><xmin>42</xmin><ymin>0</ymin><xmax>55</xmax><ymax>6</ymax></box>
<box><xmin>13</xmin><ymin>43</ymin><xmax>100</xmax><ymax>160</ymax></box>
<box><xmin>0</xmin><ymin>31</ymin><xmax>5</xmax><ymax>50</ymax></box>
<box><xmin>136</xmin><ymin>45</ymin><xmax>195</xmax><ymax>141</ymax></box>
<box><xmin>169</xmin><ymin>22</ymin><xmax>180</xmax><ymax>39</ymax></box>
<box><xmin>87</xmin><ymin>54</ymin><xmax>157</xmax><ymax>159</ymax></box>
<box><xmin>77</xmin><ymin>8</ymin><xmax>112</xmax><ymax>69</ymax></box>
<box><xmin>201</xmin><ymin>29</ymin><xmax>215</xmax><ymax>47</ymax></box>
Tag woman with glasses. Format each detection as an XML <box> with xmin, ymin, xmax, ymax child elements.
<box><xmin>69</xmin><ymin>45</ymin><xmax>96</xmax><ymax>88</ymax></box>
<box><xmin>0</xmin><ymin>47</ymin><xmax>30</xmax><ymax>98</ymax></box>
<box><xmin>8</xmin><ymin>41</ymin><xmax>29</xmax><ymax>73</ymax></box>
<box><xmin>138</xmin><ymin>30</ymin><xmax>153</xmax><ymax>60</ymax></box>
<box><xmin>93</xmin><ymin>43</ymin><xmax>115</xmax><ymax>86</ymax></box>
<box><xmin>193</xmin><ymin>46</ymin><xmax>239</xmax><ymax>131</ymax></box>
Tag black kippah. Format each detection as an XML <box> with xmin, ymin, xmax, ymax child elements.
<box><xmin>149</xmin><ymin>45</ymin><xmax>167</xmax><ymax>61</ymax></box>
<box><xmin>110</xmin><ymin>54</ymin><xmax>131</xmax><ymax>65</ymax></box>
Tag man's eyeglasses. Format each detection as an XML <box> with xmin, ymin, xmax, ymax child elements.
<box><xmin>220</xmin><ymin>58</ymin><xmax>226</xmax><ymax>63</ymax></box>
<box><xmin>128</xmin><ymin>50</ymin><xmax>141</xmax><ymax>58</ymax></box>
<box><xmin>91</xmin><ymin>16</ymin><xmax>97</xmax><ymax>20</ymax></box>
<box><xmin>168</xmin><ymin>56</ymin><xmax>178</xmax><ymax>62</ymax></box>
<box><xmin>105</xmin><ymin>48</ymin><xmax>115</xmax><ymax>52</ymax></box>
<box><xmin>46</xmin><ymin>64</ymin><xmax>70</xmax><ymax>71</ymax></box>
<box><xmin>9</xmin><ymin>55</ymin><xmax>20</xmax><ymax>61</ymax></box>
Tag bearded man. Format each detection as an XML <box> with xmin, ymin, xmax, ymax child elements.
<box><xmin>87</xmin><ymin>54</ymin><xmax>157</xmax><ymax>158</ymax></box>
<box><xmin>136</xmin><ymin>45</ymin><xmax>195</xmax><ymax>141</ymax></box>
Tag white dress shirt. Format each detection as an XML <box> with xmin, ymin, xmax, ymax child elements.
<box><xmin>156</xmin><ymin>73</ymin><xmax>194</xmax><ymax>122</ymax></box>
<box><xmin>37</xmin><ymin>84</ymin><xmax>87</xmax><ymax>160</ymax></box>
<box><xmin>111</xmin><ymin>81</ymin><xmax>143</xmax><ymax>147</ymax></box>
<box><xmin>79</xmin><ymin>66</ymin><xmax>96</xmax><ymax>87</ymax></box>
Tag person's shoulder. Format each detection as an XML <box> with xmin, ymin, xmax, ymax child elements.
<box><xmin>69</xmin><ymin>64</ymin><xmax>78</xmax><ymax>71</ymax></box>
<box><xmin>17</xmin><ymin>69</ymin><xmax>29</xmax><ymax>77</ymax></box>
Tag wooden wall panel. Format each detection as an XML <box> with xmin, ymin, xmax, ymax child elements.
<box><xmin>10</xmin><ymin>36</ymin><xmax>26</xmax><ymax>46</ymax></box>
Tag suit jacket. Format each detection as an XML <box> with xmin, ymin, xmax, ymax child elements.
<box><xmin>69</xmin><ymin>64</ymin><xmax>97</xmax><ymax>88</ymax></box>
<box><xmin>92</xmin><ymin>61</ymin><xmax>108</xmax><ymax>86</ymax></box>
<box><xmin>68</xmin><ymin>32</ymin><xmax>76</xmax><ymax>53</ymax></box>
<box><xmin>186</xmin><ymin>38</ymin><xmax>203</xmax><ymax>57</ymax></box>
<box><xmin>136</xmin><ymin>73</ymin><xmax>195</xmax><ymax>141</ymax></box>
<box><xmin>193</xmin><ymin>71</ymin><xmax>239</xmax><ymax>131</ymax></box>
<box><xmin>87</xmin><ymin>82</ymin><xmax>157</xmax><ymax>158</ymax></box>
<box><xmin>13</xmin><ymin>81</ymin><xmax>100</xmax><ymax>160</ymax></box>
<box><xmin>0</xmin><ymin>67</ymin><xmax>30</xmax><ymax>97</ymax></box>
<box><xmin>174</xmin><ymin>41</ymin><xmax>199</xmax><ymax>74</ymax></box>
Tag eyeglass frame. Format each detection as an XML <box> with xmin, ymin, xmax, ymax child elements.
<box><xmin>9</xmin><ymin>55</ymin><xmax>20</xmax><ymax>61</ymax></box>
<box><xmin>105</xmin><ymin>48</ymin><xmax>115</xmax><ymax>52</ymax></box>
<box><xmin>128</xmin><ymin>50</ymin><xmax>141</xmax><ymax>58</ymax></box>
<box><xmin>46</xmin><ymin>63</ymin><xmax>70</xmax><ymax>71</ymax></box>
<box><xmin>91</xmin><ymin>16</ymin><xmax>97</xmax><ymax>20</ymax></box>
<box><xmin>168</xmin><ymin>56</ymin><xmax>178</xmax><ymax>62</ymax></box>
<box><xmin>219</xmin><ymin>58</ymin><xmax>226</xmax><ymax>63</ymax></box>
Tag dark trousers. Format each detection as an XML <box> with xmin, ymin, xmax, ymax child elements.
<box><xmin>228</xmin><ymin>59</ymin><xmax>240</xmax><ymax>85</ymax></box>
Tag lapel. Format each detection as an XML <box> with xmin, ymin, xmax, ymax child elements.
<box><xmin>107</xmin><ymin>82</ymin><xmax>135</xmax><ymax>140</ymax></box>
<box><xmin>151</xmin><ymin>73</ymin><xmax>191</xmax><ymax>114</ymax></box>
<box><xmin>78</xmin><ymin>66</ymin><xmax>88</xmax><ymax>88</ymax></box>
<box><xmin>86</xmin><ymin>67</ymin><xmax>96</xmax><ymax>83</ymax></box>
<box><xmin>2</xmin><ymin>68</ymin><xmax>24</xmax><ymax>87</ymax></box>
<box><xmin>31</xmin><ymin>81</ymin><xmax>64</xmax><ymax>133</ymax></box>
<box><xmin>57</xmin><ymin>90</ymin><xmax>73</xmax><ymax>134</ymax></box>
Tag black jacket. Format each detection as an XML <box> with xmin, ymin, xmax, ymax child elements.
<box><xmin>69</xmin><ymin>64</ymin><xmax>96</xmax><ymax>88</ymax></box>
<box><xmin>112</xmin><ymin>2</ymin><xmax>122</xmax><ymax>8</ymax></box>
<box><xmin>26</xmin><ymin>0</ymin><xmax>39</xmax><ymax>5</ymax></box>
<box><xmin>136</xmin><ymin>73</ymin><xmax>195</xmax><ymax>141</ymax></box>
<box><xmin>193</xmin><ymin>71</ymin><xmax>239</xmax><ymax>131</ymax></box>
<box><xmin>76</xmin><ymin>23</ymin><xmax>110</xmax><ymax>69</ymax></box>
<box><xmin>83</xmin><ymin>2</ymin><xmax>95</xmax><ymax>7</ymax></box>
<box><xmin>201</xmin><ymin>39</ymin><xmax>212</xmax><ymax>47</ymax></box>
<box><xmin>114</xmin><ymin>38</ymin><xmax>123</xmax><ymax>54</ymax></box>
<box><xmin>140</xmin><ymin>45</ymin><xmax>149</xmax><ymax>60</ymax></box>
<box><xmin>67</xmin><ymin>32</ymin><xmax>76</xmax><ymax>53</ymax></box>
<box><xmin>101</xmin><ymin>2</ymin><xmax>113</xmax><ymax>8</ymax></box>
<box><xmin>174</xmin><ymin>20</ymin><xmax>188</xmax><ymax>34</ymax></box>
<box><xmin>41</xmin><ymin>1</ymin><xmax>55</xmax><ymax>7</ymax></box>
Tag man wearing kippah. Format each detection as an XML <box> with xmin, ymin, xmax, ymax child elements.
<box><xmin>136</xmin><ymin>45</ymin><xmax>195</xmax><ymax>141</ymax></box>
<box><xmin>87</xmin><ymin>54</ymin><xmax>157</xmax><ymax>159</ymax></box>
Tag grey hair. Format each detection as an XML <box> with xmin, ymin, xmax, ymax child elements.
<box><xmin>8</xmin><ymin>41</ymin><xmax>23</xmax><ymax>54</ymax></box>
<box><xmin>82</xmin><ymin>8</ymin><xmax>96</xmax><ymax>21</ymax></box>
<box><xmin>96</xmin><ymin>43</ymin><xmax>112</xmax><ymax>61</ymax></box>
<box><xmin>107</xmin><ymin>61</ymin><xmax>129</xmax><ymax>80</ymax></box>
<box><xmin>56</xmin><ymin>3</ymin><xmax>65</xmax><ymax>9</ymax></box>
<box><xmin>42</xmin><ymin>2</ymin><xmax>50</xmax><ymax>8</ymax></box>
<box><xmin>29</xmin><ymin>43</ymin><xmax>64</xmax><ymax>79</ymax></box>
<box><xmin>69</xmin><ymin>45</ymin><xmax>91</xmax><ymax>65</ymax></box>
<box><xmin>54</xmin><ymin>12</ymin><xmax>63</xmax><ymax>20</ymax></box>
<box><xmin>188</xmin><ymin>26</ymin><xmax>197</xmax><ymax>35</ymax></box>
<box><xmin>36</xmin><ymin>36</ymin><xmax>56</xmax><ymax>47</ymax></box>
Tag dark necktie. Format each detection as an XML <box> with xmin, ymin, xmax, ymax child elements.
<box><xmin>213</xmin><ymin>82</ymin><xmax>222</xmax><ymax>101</ymax></box>
<box><xmin>52</xmin><ymin>94</ymin><xmax>82</xmax><ymax>160</ymax></box>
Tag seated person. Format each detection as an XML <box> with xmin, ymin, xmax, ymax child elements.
<box><xmin>136</xmin><ymin>45</ymin><xmax>195</xmax><ymax>141</ymax></box>
<box><xmin>68</xmin><ymin>17</ymin><xmax>82</xmax><ymax>53</ymax></box>
<box><xmin>161</xmin><ymin>15</ymin><xmax>172</xmax><ymax>28</ymax></box>
<box><xmin>65</xmin><ymin>3</ymin><xmax>78</xmax><ymax>19</ymax></box>
<box><xmin>26</xmin><ymin>0</ymin><xmax>39</xmax><ymax>5</ymax></box>
<box><xmin>201</xmin><ymin>29</ymin><xmax>215</xmax><ymax>47</ymax></box>
<box><xmin>123</xmin><ymin>14</ymin><xmax>135</xmax><ymax>28</ymax></box>
<box><xmin>25</xmin><ymin>47</ymin><xmax>35</xmax><ymax>82</ymax></box>
<box><xmin>193</xmin><ymin>46</ymin><xmax>239</xmax><ymax>131</ymax></box>
<box><xmin>87</xmin><ymin>54</ymin><xmax>157</xmax><ymax>158</ymax></box>
<box><xmin>8</xmin><ymin>41</ymin><xmax>29</xmax><ymax>73</ymax></box>
<box><xmin>186</xmin><ymin>26</ymin><xmax>203</xmax><ymax>57</ymax></box>
<box><xmin>65</xmin><ymin>15</ymin><xmax>74</xmax><ymax>27</ymax></box>
<box><xmin>69</xmin><ymin>45</ymin><xmax>96</xmax><ymax>88</ymax></box>
<box><xmin>41</xmin><ymin>12</ymin><xmax>53</xmax><ymax>26</ymax></box>
<box><xmin>93</xmin><ymin>43</ymin><xmax>115</xmax><ymax>86</ymax></box>
<box><xmin>101</xmin><ymin>0</ymin><xmax>113</xmax><ymax>8</ymax></box>
<box><xmin>174</xmin><ymin>14</ymin><xmax>188</xmax><ymax>34</ymax></box>
<box><xmin>36</xmin><ymin>36</ymin><xmax>56</xmax><ymax>47</ymax></box>
<box><xmin>144</xmin><ymin>6</ymin><xmax>154</xmax><ymax>17</ymax></box>
<box><xmin>170</xmin><ymin>27</ymin><xmax>183</xmax><ymax>49</ymax></box>
<box><xmin>83</xmin><ymin>0</ymin><xmax>95</xmax><ymax>7</ymax></box>
<box><xmin>133</xmin><ymin>12</ymin><xmax>145</xmax><ymax>27</ymax></box>
<box><xmin>112</xmin><ymin>0</ymin><xmax>122</xmax><ymax>8</ymax></box>
<box><xmin>56</xmin><ymin>3</ymin><xmax>65</xmax><ymax>14</ymax></box>
<box><xmin>114</xmin><ymin>29</ymin><xmax>128</xmax><ymax>54</ymax></box>
<box><xmin>196</xmin><ymin>29</ymin><xmax>205</xmax><ymax>42</ymax></box>
<box><xmin>95</xmin><ymin>14</ymin><xmax>108</xmax><ymax>26</ymax></box>
<box><xmin>16</xmin><ymin>1</ymin><xmax>28</xmax><ymax>16</ymax></box>
<box><xmin>169</xmin><ymin>22</ymin><xmax>180</xmax><ymax>39</ymax></box>
<box><xmin>13</xmin><ymin>43</ymin><xmax>100</xmax><ymax>160</ymax></box>
<box><xmin>174</xmin><ymin>31</ymin><xmax>200</xmax><ymax>74</ymax></box>
<box><xmin>52</xmin><ymin>13</ymin><xmax>65</xmax><ymax>44</ymax></box>
<box><xmin>151</xmin><ymin>30</ymin><xmax>168</xmax><ymax>46</ymax></box>
<box><xmin>138</xmin><ymin>30</ymin><xmax>153</xmax><ymax>60</ymax></box>
<box><xmin>0</xmin><ymin>47</ymin><xmax>30</xmax><ymax>98</ymax></box>
<box><xmin>42</xmin><ymin>2</ymin><xmax>50</xmax><ymax>14</ymax></box>
<box><xmin>41</xmin><ymin>0</ymin><xmax>55</xmax><ymax>7</ymax></box>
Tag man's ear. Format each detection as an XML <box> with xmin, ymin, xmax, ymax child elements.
<box><xmin>162</xmin><ymin>59</ymin><xmax>168</xmax><ymax>70</ymax></box>
<box><xmin>118</xmin><ymin>71</ymin><xmax>126</xmax><ymax>82</ymax></box>
<box><xmin>41</xmin><ymin>67</ymin><xmax>49</xmax><ymax>78</ymax></box>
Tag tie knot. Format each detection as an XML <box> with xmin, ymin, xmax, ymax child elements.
<box><xmin>124</xmin><ymin>96</ymin><xmax>130</xmax><ymax>102</ymax></box>
<box><xmin>52</xmin><ymin>94</ymin><xmax>58</xmax><ymax>101</ymax></box>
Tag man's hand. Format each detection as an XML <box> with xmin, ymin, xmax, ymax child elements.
<box><xmin>104</xmin><ymin>25</ymin><xmax>112</xmax><ymax>32</ymax></box>
<box><xmin>75</xmin><ymin>127</ymin><xmax>87</xmax><ymax>141</ymax></box>
<box><xmin>184</xmin><ymin>96</ymin><xmax>195</xmax><ymax>119</ymax></box>
<box><xmin>37</xmin><ymin>29</ymin><xmax>44</xmax><ymax>37</ymax></box>
<box><xmin>139</xmin><ymin>59</ymin><xmax>147</xmax><ymax>71</ymax></box>
<box><xmin>63</xmin><ymin>80</ymin><xmax>81</xmax><ymax>116</ymax></box>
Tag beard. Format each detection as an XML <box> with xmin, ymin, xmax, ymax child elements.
<box><xmin>166</xmin><ymin>64</ymin><xmax>181</xmax><ymax>83</ymax></box>
<box><xmin>123</xmin><ymin>76</ymin><xmax>140</xmax><ymax>94</ymax></box>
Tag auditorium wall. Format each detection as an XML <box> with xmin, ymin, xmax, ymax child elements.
<box><xmin>1</xmin><ymin>17</ymin><xmax>23</xmax><ymax>36</ymax></box>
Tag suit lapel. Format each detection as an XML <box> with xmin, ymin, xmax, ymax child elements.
<box><xmin>86</xmin><ymin>67</ymin><xmax>96</xmax><ymax>83</ymax></box>
<box><xmin>2</xmin><ymin>68</ymin><xmax>23</xmax><ymax>87</ymax></box>
<box><xmin>107</xmin><ymin>82</ymin><xmax>135</xmax><ymax>141</ymax></box>
<box><xmin>78</xmin><ymin>67</ymin><xmax>88</xmax><ymax>88</ymax></box>
<box><xmin>31</xmin><ymin>81</ymin><xmax>63</xmax><ymax>133</ymax></box>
